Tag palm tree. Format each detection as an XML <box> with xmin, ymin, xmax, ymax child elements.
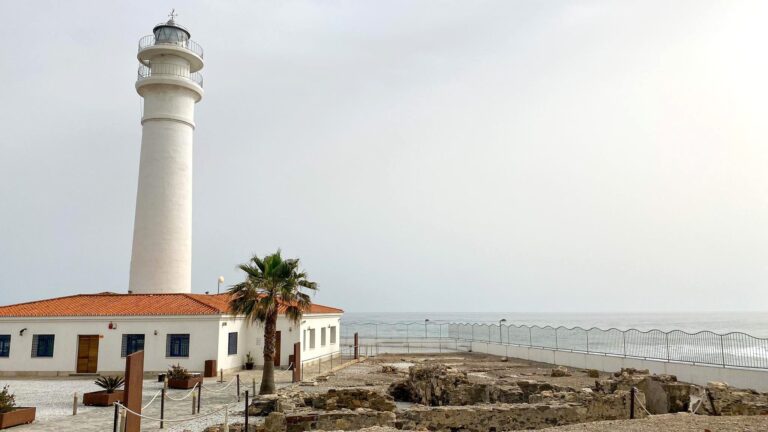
<box><xmin>228</xmin><ymin>250</ymin><xmax>317</xmax><ymax>394</ymax></box>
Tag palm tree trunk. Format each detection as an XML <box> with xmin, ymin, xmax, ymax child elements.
<box><xmin>259</xmin><ymin>311</ymin><xmax>278</xmax><ymax>394</ymax></box>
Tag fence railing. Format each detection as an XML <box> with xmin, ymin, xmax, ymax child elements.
<box><xmin>341</xmin><ymin>321</ymin><xmax>768</xmax><ymax>370</ymax></box>
<box><xmin>138</xmin><ymin>34</ymin><xmax>204</xmax><ymax>58</ymax></box>
<box><xmin>137</xmin><ymin>64</ymin><xmax>203</xmax><ymax>87</ymax></box>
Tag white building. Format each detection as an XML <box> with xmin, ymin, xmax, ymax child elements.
<box><xmin>0</xmin><ymin>293</ymin><xmax>342</xmax><ymax>376</ymax></box>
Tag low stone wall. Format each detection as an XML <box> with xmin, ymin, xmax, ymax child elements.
<box><xmin>265</xmin><ymin>410</ymin><xmax>396</xmax><ymax>432</ymax></box>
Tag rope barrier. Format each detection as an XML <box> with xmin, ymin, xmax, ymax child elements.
<box><xmin>633</xmin><ymin>388</ymin><xmax>652</xmax><ymax>416</ymax></box>
<box><xmin>164</xmin><ymin>383</ymin><xmax>200</xmax><ymax>401</ymax></box>
<box><xmin>142</xmin><ymin>390</ymin><xmax>163</xmax><ymax>410</ymax></box>
<box><xmin>116</xmin><ymin>400</ymin><xmax>240</xmax><ymax>423</ymax></box>
<box><xmin>201</xmin><ymin>376</ymin><xmax>237</xmax><ymax>392</ymax></box>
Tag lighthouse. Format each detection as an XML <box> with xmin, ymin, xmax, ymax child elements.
<box><xmin>129</xmin><ymin>12</ymin><xmax>204</xmax><ymax>294</ymax></box>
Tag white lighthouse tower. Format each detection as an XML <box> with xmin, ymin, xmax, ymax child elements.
<box><xmin>129</xmin><ymin>12</ymin><xmax>204</xmax><ymax>294</ymax></box>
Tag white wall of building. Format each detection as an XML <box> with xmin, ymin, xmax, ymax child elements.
<box><xmin>300</xmin><ymin>314</ymin><xmax>343</xmax><ymax>366</ymax></box>
<box><xmin>0</xmin><ymin>312</ymin><xmax>343</xmax><ymax>376</ymax></box>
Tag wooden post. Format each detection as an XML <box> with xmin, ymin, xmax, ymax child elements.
<box><xmin>220</xmin><ymin>368</ymin><xmax>224</xmax><ymax>383</ymax></box>
<box><xmin>223</xmin><ymin>405</ymin><xmax>229</xmax><ymax>432</ymax></box>
<box><xmin>197</xmin><ymin>382</ymin><xmax>202</xmax><ymax>413</ymax></box>
<box><xmin>237</xmin><ymin>374</ymin><xmax>241</xmax><ymax>402</ymax></box>
<box><xmin>252</xmin><ymin>377</ymin><xmax>256</xmax><ymax>395</ymax></box>
<box><xmin>629</xmin><ymin>387</ymin><xmax>635</xmax><ymax>419</ymax></box>
<box><xmin>244</xmin><ymin>390</ymin><xmax>250</xmax><ymax>431</ymax></box>
<box><xmin>192</xmin><ymin>393</ymin><xmax>197</xmax><ymax>414</ymax></box>
<box><xmin>73</xmin><ymin>392</ymin><xmax>78</xmax><ymax>415</ymax></box>
<box><xmin>123</xmin><ymin>351</ymin><xmax>145</xmax><ymax>432</ymax></box>
<box><xmin>160</xmin><ymin>388</ymin><xmax>165</xmax><ymax>429</ymax></box>
<box><xmin>354</xmin><ymin>333</ymin><xmax>359</xmax><ymax>360</ymax></box>
<box><xmin>292</xmin><ymin>342</ymin><xmax>301</xmax><ymax>383</ymax></box>
<box><xmin>119</xmin><ymin>408</ymin><xmax>126</xmax><ymax>432</ymax></box>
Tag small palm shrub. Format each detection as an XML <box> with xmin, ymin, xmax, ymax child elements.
<box><xmin>245</xmin><ymin>352</ymin><xmax>254</xmax><ymax>364</ymax></box>
<box><xmin>168</xmin><ymin>363</ymin><xmax>191</xmax><ymax>380</ymax></box>
<box><xmin>95</xmin><ymin>376</ymin><xmax>125</xmax><ymax>394</ymax></box>
<box><xmin>0</xmin><ymin>385</ymin><xmax>16</xmax><ymax>414</ymax></box>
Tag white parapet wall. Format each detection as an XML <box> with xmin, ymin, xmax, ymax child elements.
<box><xmin>467</xmin><ymin>341</ymin><xmax>768</xmax><ymax>392</ymax></box>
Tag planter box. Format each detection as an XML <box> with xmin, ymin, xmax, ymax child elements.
<box><xmin>245</xmin><ymin>362</ymin><xmax>254</xmax><ymax>370</ymax></box>
<box><xmin>168</xmin><ymin>375</ymin><xmax>202</xmax><ymax>389</ymax></box>
<box><xmin>82</xmin><ymin>390</ymin><xmax>124</xmax><ymax>407</ymax></box>
<box><xmin>0</xmin><ymin>407</ymin><xmax>35</xmax><ymax>429</ymax></box>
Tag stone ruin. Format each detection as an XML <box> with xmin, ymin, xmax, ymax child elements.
<box><xmin>205</xmin><ymin>363</ymin><xmax>768</xmax><ymax>432</ymax></box>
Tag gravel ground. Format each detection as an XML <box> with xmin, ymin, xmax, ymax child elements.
<box><xmin>537</xmin><ymin>413</ymin><xmax>768</xmax><ymax>431</ymax></box>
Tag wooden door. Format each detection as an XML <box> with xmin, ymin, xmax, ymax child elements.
<box><xmin>77</xmin><ymin>335</ymin><xmax>99</xmax><ymax>373</ymax></box>
<box><xmin>274</xmin><ymin>331</ymin><xmax>281</xmax><ymax>367</ymax></box>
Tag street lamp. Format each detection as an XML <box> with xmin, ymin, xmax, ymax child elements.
<box><xmin>217</xmin><ymin>276</ymin><xmax>225</xmax><ymax>294</ymax></box>
<box><xmin>499</xmin><ymin>319</ymin><xmax>507</xmax><ymax>343</ymax></box>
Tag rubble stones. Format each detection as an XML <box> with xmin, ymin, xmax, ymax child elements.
<box><xmin>703</xmin><ymin>382</ymin><xmax>768</xmax><ymax>416</ymax></box>
<box><xmin>586</xmin><ymin>369</ymin><xmax>600</xmax><ymax>378</ymax></box>
<box><xmin>308</xmin><ymin>389</ymin><xmax>396</xmax><ymax>412</ymax></box>
<box><xmin>551</xmin><ymin>366</ymin><xmax>572</xmax><ymax>377</ymax></box>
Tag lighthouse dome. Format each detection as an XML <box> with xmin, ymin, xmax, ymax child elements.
<box><xmin>152</xmin><ymin>19</ymin><xmax>190</xmax><ymax>45</ymax></box>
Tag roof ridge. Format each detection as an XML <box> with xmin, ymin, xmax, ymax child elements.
<box><xmin>181</xmin><ymin>293</ymin><xmax>226</xmax><ymax>313</ymax></box>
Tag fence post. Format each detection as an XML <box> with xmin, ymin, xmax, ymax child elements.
<box><xmin>197</xmin><ymin>382</ymin><xmax>202</xmax><ymax>412</ymax></box>
<box><xmin>623</xmin><ymin>331</ymin><xmax>627</xmax><ymax>356</ymax></box>
<box><xmin>223</xmin><ymin>405</ymin><xmax>229</xmax><ymax>432</ymax></box>
<box><xmin>252</xmin><ymin>377</ymin><xmax>256</xmax><ymax>395</ymax></box>
<box><xmin>160</xmin><ymin>388</ymin><xmax>165</xmax><ymax>429</ymax></box>
<box><xmin>406</xmin><ymin>325</ymin><xmax>409</xmax><ymax>353</ymax></box>
<box><xmin>192</xmin><ymin>393</ymin><xmax>197</xmax><ymax>414</ymax></box>
<box><xmin>220</xmin><ymin>368</ymin><xmax>224</xmax><ymax>383</ymax></box>
<box><xmin>665</xmin><ymin>333</ymin><xmax>670</xmax><ymax>361</ymax></box>
<box><xmin>528</xmin><ymin>326</ymin><xmax>532</xmax><ymax>346</ymax></box>
<box><xmin>244</xmin><ymin>390</ymin><xmax>250</xmax><ymax>430</ymax></box>
<box><xmin>73</xmin><ymin>392</ymin><xmax>78</xmax><ymax>415</ymax></box>
<box><xmin>237</xmin><ymin>374</ymin><xmax>241</xmax><ymax>402</ymax></box>
<box><xmin>113</xmin><ymin>403</ymin><xmax>119</xmax><ymax>432</ymax></box>
<box><xmin>555</xmin><ymin>328</ymin><xmax>559</xmax><ymax>350</ymax></box>
<box><xmin>629</xmin><ymin>387</ymin><xmax>635</xmax><ymax>419</ymax></box>
<box><xmin>586</xmin><ymin>331</ymin><xmax>590</xmax><ymax>353</ymax></box>
<box><xmin>354</xmin><ymin>333</ymin><xmax>359</xmax><ymax>360</ymax></box>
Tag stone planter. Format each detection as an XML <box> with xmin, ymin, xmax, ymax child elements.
<box><xmin>168</xmin><ymin>375</ymin><xmax>202</xmax><ymax>390</ymax></box>
<box><xmin>82</xmin><ymin>390</ymin><xmax>124</xmax><ymax>406</ymax></box>
<box><xmin>0</xmin><ymin>407</ymin><xmax>36</xmax><ymax>429</ymax></box>
<box><xmin>245</xmin><ymin>362</ymin><xmax>254</xmax><ymax>370</ymax></box>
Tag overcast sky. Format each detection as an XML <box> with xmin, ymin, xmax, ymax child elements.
<box><xmin>1</xmin><ymin>1</ymin><xmax>767</xmax><ymax>312</ymax></box>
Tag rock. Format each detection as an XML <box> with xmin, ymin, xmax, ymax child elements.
<box><xmin>381</xmin><ymin>365</ymin><xmax>398</xmax><ymax>374</ymax></box>
<box><xmin>249</xmin><ymin>395</ymin><xmax>280</xmax><ymax>416</ymax></box>
<box><xmin>586</xmin><ymin>369</ymin><xmax>600</xmax><ymax>378</ymax></box>
<box><xmin>310</xmin><ymin>388</ymin><xmax>397</xmax><ymax>412</ymax></box>
<box><xmin>265</xmin><ymin>412</ymin><xmax>286</xmax><ymax>432</ymax></box>
<box><xmin>551</xmin><ymin>366</ymin><xmax>571</xmax><ymax>377</ymax></box>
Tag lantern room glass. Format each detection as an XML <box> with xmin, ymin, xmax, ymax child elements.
<box><xmin>153</xmin><ymin>25</ymin><xmax>189</xmax><ymax>46</ymax></box>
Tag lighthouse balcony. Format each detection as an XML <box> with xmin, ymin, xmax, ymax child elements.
<box><xmin>137</xmin><ymin>64</ymin><xmax>203</xmax><ymax>87</ymax></box>
<box><xmin>138</xmin><ymin>34</ymin><xmax>204</xmax><ymax>72</ymax></box>
<box><xmin>139</xmin><ymin>34</ymin><xmax>204</xmax><ymax>58</ymax></box>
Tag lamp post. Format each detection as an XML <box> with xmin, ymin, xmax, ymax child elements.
<box><xmin>499</xmin><ymin>319</ymin><xmax>507</xmax><ymax>343</ymax></box>
<box><xmin>217</xmin><ymin>276</ymin><xmax>225</xmax><ymax>294</ymax></box>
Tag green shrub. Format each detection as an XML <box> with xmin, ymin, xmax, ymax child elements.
<box><xmin>167</xmin><ymin>363</ymin><xmax>191</xmax><ymax>380</ymax></box>
<box><xmin>0</xmin><ymin>385</ymin><xmax>16</xmax><ymax>414</ymax></box>
<box><xmin>95</xmin><ymin>376</ymin><xmax>125</xmax><ymax>394</ymax></box>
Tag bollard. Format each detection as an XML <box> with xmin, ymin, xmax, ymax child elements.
<box><xmin>197</xmin><ymin>382</ymin><xmax>202</xmax><ymax>413</ymax></box>
<box><xmin>73</xmin><ymin>392</ymin><xmax>78</xmax><ymax>415</ymax></box>
<box><xmin>244</xmin><ymin>390</ymin><xmax>250</xmax><ymax>431</ymax></box>
<box><xmin>252</xmin><ymin>377</ymin><xmax>256</xmax><ymax>395</ymax></box>
<box><xmin>119</xmin><ymin>408</ymin><xmax>127</xmax><ymax>432</ymax></box>
<box><xmin>629</xmin><ymin>387</ymin><xmax>635</xmax><ymax>419</ymax></box>
<box><xmin>160</xmin><ymin>388</ymin><xmax>165</xmax><ymax>429</ymax></box>
<box><xmin>113</xmin><ymin>403</ymin><xmax>119</xmax><ymax>432</ymax></box>
<box><xmin>192</xmin><ymin>393</ymin><xmax>197</xmax><ymax>414</ymax></box>
<box><xmin>237</xmin><ymin>374</ymin><xmax>241</xmax><ymax>402</ymax></box>
<box><xmin>223</xmin><ymin>405</ymin><xmax>229</xmax><ymax>432</ymax></box>
<box><xmin>220</xmin><ymin>368</ymin><xmax>224</xmax><ymax>383</ymax></box>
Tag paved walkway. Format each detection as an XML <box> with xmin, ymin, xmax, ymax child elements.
<box><xmin>8</xmin><ymin>369</ymin><xmax>295</xmax><ymax>432</ymax></box>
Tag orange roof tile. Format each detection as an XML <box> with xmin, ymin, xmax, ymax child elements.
<box><xmin>0</xmin><ymin>293</ymin><xmax>343</xmax><ymax>318</ymax></box>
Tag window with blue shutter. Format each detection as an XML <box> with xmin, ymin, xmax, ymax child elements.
<box><xmin>228</xmin><ymin>332</ymin><xmax>238</xmax><ymax>355</ymax></box>
<box><xmin>0</xmin><ymin>335</ymin><xmax>10</xmax><ymax>357</ymax></box>
<box><xmin>31</xmin><ymin>334</ymin><xmax>55</xmax><ymax>357</ymax></box>
<box><xmin>121</xmin><ymin>334</ymin><xmax>145</xmax><ymax>357</ymax></box>
<box><xmin>166</xmin><ymin>334</ymin><xmax>189</xmax><ymax>358</ymax></box>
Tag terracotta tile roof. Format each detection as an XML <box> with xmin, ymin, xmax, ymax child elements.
<box><xmin>0</xmin><ymin>293</ymin><xmax>343</xmax><ymax>318</ymax></box>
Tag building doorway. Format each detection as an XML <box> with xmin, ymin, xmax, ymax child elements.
<box><xmin>274</xmin><ymin>331</ymin><xmax>281</xmax><ymax>367</ymax></box>
<box><xmin>76</xmin><ymin>335</ymin><xmax>99</xmax><ymax>373</ymax></box>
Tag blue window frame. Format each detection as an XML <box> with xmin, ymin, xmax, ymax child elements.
<box><xmin>228</xmin><ymin>332</ymin><xmax>238</xmax><ymax>355</ymax></box>
<box><xmin>32</xmin><ymin>334</ymin><xmax>55</xmax><ymax>358</ymax></box>
<box><xmin>0</xmin><ymin>335</ymin><xmax>10</xmax><ymax>357</ymax></box>
<box><xmin>121</xmin><ymin>334</ymin><xmax>145</xmax><ymax>357</ymax></box>
<box><xmin>166</xmin><ymin>334</ymin><xmax>189</xmax><ymax>358</ymax></box>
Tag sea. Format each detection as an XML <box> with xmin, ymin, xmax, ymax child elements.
<box><xmin>342</xmin><ymin>312</ymin><xmax>768</xmax><ymax>338</ymax></box>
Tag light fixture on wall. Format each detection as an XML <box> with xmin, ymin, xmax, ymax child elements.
<box><xmin>154</xmin><ymin>330</ymin><xmax>158</xmax><ymax>335</ymax></box>
<box><xmin>19</xmin><ymin>328</ymin><xmax>27</xmax><ymax>336</ymax></box>
<box><xmin>108</xmin><ymin>322</ymin><xmax>117</xmax><ymax>330</ymax></box>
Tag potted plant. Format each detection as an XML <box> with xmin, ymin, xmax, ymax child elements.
<box><xmin>167</xmin><ymin>364</ymin><xmax>202</xmax><ymax>389</ymax></box>
<box><xmin>0</xmin><ymin>385</ymin><xmax>35</xmax><ymax>429</ymax></box>
<box><xmin>83</xmin><ymin>376</ymin><xmax>125</xmax><ymax>406</ymax></box>
<box><xmin>244</xmin><ymin>352</ymin><xmax>255</xmax><ymax>370</ymax></box>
